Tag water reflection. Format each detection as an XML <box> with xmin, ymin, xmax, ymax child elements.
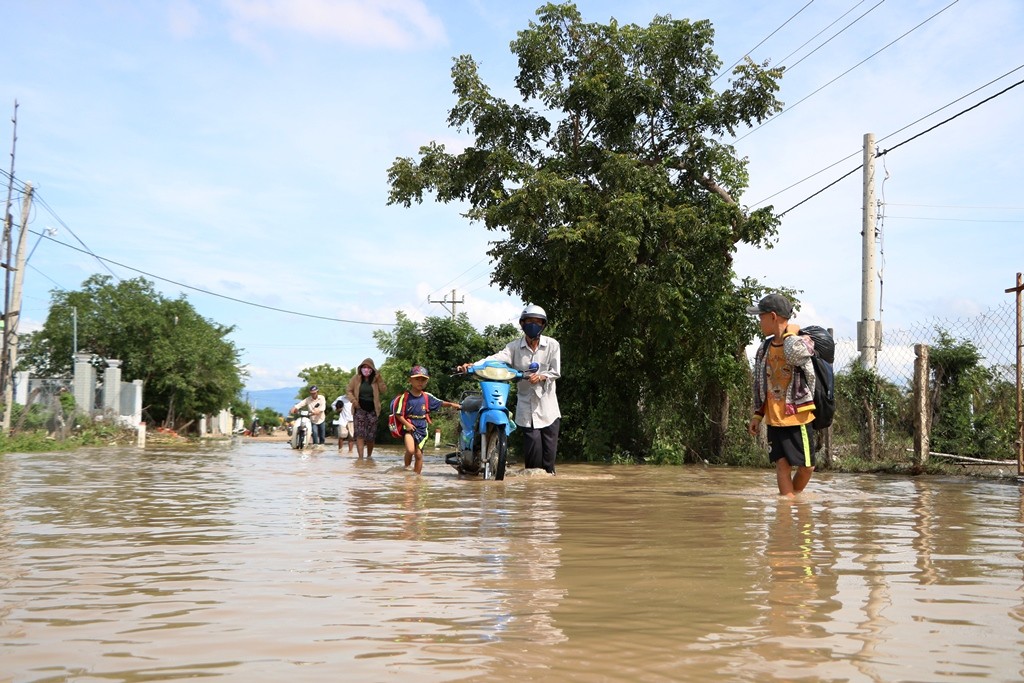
<box><xmin>1</xmin><ymin>445</ymin><xmax>1022</xmax><ymax>682</ymax></box>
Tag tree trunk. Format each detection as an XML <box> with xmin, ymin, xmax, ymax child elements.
<box><xmin>708</xmin><ymin>381</ymin><xmax>729</xmax><ymax>462</ymax></box>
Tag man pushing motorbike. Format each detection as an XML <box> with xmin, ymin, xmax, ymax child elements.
<box><xmin>459</xmin><ymin>305</ymin><xmax>561</xmax><ymax>474</ymax></box>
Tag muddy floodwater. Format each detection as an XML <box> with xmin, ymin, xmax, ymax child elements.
<box><xmin>1</xmin><ymin>440</ymin><xmax>1023</xmax><ymax>682</ymax></box>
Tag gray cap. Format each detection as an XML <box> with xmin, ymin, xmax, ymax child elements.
<box><xmin>746</xmin><ymin>293</ymin><xmax>794</xmax><ymax>318</ymax></box>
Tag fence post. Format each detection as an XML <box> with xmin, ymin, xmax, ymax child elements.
<box><xmin>72</xmin><ymin>353</ymin><xmax>96</xmax><ymax>416</ymax></box>
<box><xmin>913</xmin><ymin>344</ymin><xmax>930</xmax><ymax>467</ymax></box>
<box><xmin>14</xmin><ymin>370</ymin><xmax>28</xmax><ymax>405</ymax></box>
<box><xmin>1005</xmin><ymin>272</ymin><xmax>1023</xmax><ymax>477</ymax></box>
<box><xmin>102</xmin><ymin>360</ymin><xmax>122</xmax><ymax>416</ymax></box>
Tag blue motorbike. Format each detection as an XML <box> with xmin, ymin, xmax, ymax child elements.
<box><xmin>445</xmin><ymin>360</ymin><xmax>524</xmax><ymax>480</ymax></box>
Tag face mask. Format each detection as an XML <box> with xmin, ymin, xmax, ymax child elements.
<box><xmin>522</xmin><ymin>322</ymin><xmax>544</xmax><ymax>339</ymax></box>
<box><xmin>361</xmin><ymin>367</ymin><xmax>372</xmax><ymax>377</ymax></box>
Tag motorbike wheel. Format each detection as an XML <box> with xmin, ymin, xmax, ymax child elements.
<box><xmin>483</xmin><ymin>425</ymin><xmax>507</xmax><ymax>481</ymax></box>
<box><xmin>297</xmin><ymin>429</ymin><xmax>306</xmax><ymax>450</ymax></box>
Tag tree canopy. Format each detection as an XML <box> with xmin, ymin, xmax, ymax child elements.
<box><xmin>21</xmin><ymin>274</ymin><xmax>243</xmax><ymax>428</ymax></box>
<box><xmin>388</xmin><ymin>3</ymin><xmax>783</xmax><ymax>460</ymax></box>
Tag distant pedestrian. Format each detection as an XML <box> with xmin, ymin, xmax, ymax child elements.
<box><xmin>747</xmin><ymin>294</ymin><xmax>817</xmax><ymax>498</ymax></box>
<box><xmin>291</xmin><ymin>385</ymin><xmax>327</xmax><ymax>446</ymax></box>
<box><xmin>346</xmin><ymin>358</ymin><xmax>387</xmax><ymax>458</ymax></box>
<box><xmin>333</xmin><ymin>394</ymin><xmax>354</xmax><ymax>454</ymax></box>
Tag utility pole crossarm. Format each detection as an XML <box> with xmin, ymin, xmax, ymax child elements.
<box><xmin>428</xmin><ymin>288</ymin><xmax>465</xmax><ymax>320</ymax></box>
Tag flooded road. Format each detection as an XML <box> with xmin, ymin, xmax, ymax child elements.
<box><xmin>2</xmin><ymin>440</ymin><xmax>1022</xmax><ymax>682</ymax></box>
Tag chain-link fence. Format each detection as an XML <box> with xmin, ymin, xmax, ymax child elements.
<box><xmin>831</xmin><ymin>300</ymin><xmax>1019</xmax><ymax>464</ymax></box>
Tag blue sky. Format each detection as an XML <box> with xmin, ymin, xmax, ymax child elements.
<box><xmin>3</xmin><ymin>0</ymin><xmax>1022</xmax><ymax>391</ymax></box>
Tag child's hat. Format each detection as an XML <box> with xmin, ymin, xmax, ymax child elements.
<box><xmin>746</xmin><ymin>293</ymin><xmax>794</xmax><ymax>318</ymax></box>
<box><xmin>409</xmin><ymin>365</ymin><xmax>430</xmax><ymax>378</ymax></box>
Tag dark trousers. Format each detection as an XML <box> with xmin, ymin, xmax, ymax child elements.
<box><xmin>312</xmin><ymin>422</ymin><xmax>326</xmax><ymax>444</ymax></box>
<box><xmin>522</xmin><ymin>418</ymin><xmax>559</xmax><ymax>473</ymax></box>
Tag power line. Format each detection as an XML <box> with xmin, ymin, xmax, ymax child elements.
<box><xmin>782</xmin><ymin>0</ymin><xmax>886</xmax><ymax>72</ymax></box>
<box><xmin>32</xmin><ymin>192</ymin><xmax>121</xmax><ymax>282</ymax></box>
<box><xmin>713</xmin><ymin>0</ymin><xmax>816</xmax><ymax>85</ymax></box>
<box><xmin>885</xmin><ymin>203</ymin><xmax>1024</xmax><ymax>210</ymax></box>
<box><xmin>875</xmin><ymin>63</ymin><xmax>1024</xmax><ymax>144</ymax></box>
<box><xmin>884</xmin><ymin>216</ymin><xmax>1024</xmax><ymax>224</ymax></box>
<box><xmin>749</xmin><ymin>150</ymin><xmax>861</xmax><ymax>208</ymax></box>
<box><xmin>750</xmin><ymin>63</ymin><xmax>1024</xmax><ymax>208</ymax></box>
<box><xmin>777</xmin><ymin>74</ymin><xmax>1023</xmax><ymax>216</ymax></box>
<box><xmin>429</xmin><ymin>256</ymin><xmax>488</xmax><ymax>299</ymax></box>
<box><xmin>31</xmin><ymin>229</ymin><xmax>395</xmax><ymax>326</ymax></box>
<box><xmin>778</xmin><ymin>164</ymin><xmax>862</xmax><ymax>217</ymax></box>
<box><xmin>876</xmin><ymin>75</ymin><xmax>1024</xmax><ymax>158</ymax></box>
<box><xmin>735</xmin><ymin>0</ymin><xmax>961</xmax><ymax>143</ymax></box>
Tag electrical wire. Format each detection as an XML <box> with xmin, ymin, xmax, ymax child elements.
<box><xmin>32</xmin><ymin>193</ymin><xmax>121</xmax><ymax>282</ymax></box>
<box><xmin>777</xmin><ymin>73</ymin><xmax>1023</xmax><ymax>216</ymax></box>
<box><xmin>30</xmin><ymin>229</ymin><xmax>396</xmax><ymax>326</ymax></box>
<box><xmin>782</xmin><ymin>0</ymin><xmax>886</xmax><ymax>72</ymax></box>
<box><xmin>882</xmin><ymin>216</ymin><xmax>1024</xmax><ymax>223</ymax></box>
<box><xmin>750</xmin><ymin>63</ymin><xmax>1024</xmax><ymax>208</ymax></box>
<box><xmin>712</xmin><ymin>0</ymin><xmax>816</xmax><ymax>85</ymax></box>
<box><xmin>735</xmin><ymin>0</ymin><xmax>961</xmax><ymax>142</ymax></box>
<box><xmin>876</xmin><ymin>64</ymin><xmax>1024</xmax><ymax>146</ymax></box>
<box><xmin>776</xmin><ymin>0</ymin><xmax>869</xmax><ymax>66</ymax></box>
<box><xmin>876</xmin><ymin>75</ymin><xmax>1024</xmax><ymax>158</ymax></box>
<box><xmin>778</xmin><ymin>164</ymin><xmax>862</xmax><ymax>217</ymax></box>
<box><xmin>885</xmin><ymin>203</ymin><xmax>1024</xmax><ymax>210</ymax></box>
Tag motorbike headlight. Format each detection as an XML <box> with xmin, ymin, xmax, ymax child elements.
<box><xmin>475</xmin><ymin>366</ymin><xmax>518</xmax><ymax>381</ymax></box>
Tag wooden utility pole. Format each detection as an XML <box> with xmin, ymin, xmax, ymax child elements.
<box><xmin>1005</xmin><ymin>272</ymin><xmax>1023</xmax><ymax>476</ymax></box>
<box><xmin>858</xmin><ymin>132</ymin><xmax>880</xmax><ymax>370</ymax></box>
<box><xmin>429</xmin><ymin>288</ymin><xmax>464</xmax><ymax>320</ymax></box>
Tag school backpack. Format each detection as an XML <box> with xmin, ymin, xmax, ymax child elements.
<box><xmin>756</xmin><ymin>325</ymin><xmax>836</xmax><ymax>432</ymax></box>
<box><xmin>798</xmin><ymin>325</ymin><xmax>836</xmax><ymax>432</ymax></box>
<box><xmin>388</xmin><ymin>392</ymin><xmax>432</xmax><ymax>438</ymax></box>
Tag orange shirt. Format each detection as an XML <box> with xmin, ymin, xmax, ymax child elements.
<box><xmin>764</xmin><ymin>341</ymin><xmax>815</xmax><ymax>427</ymax></box>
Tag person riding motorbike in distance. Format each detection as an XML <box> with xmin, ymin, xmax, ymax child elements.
<box><xmin>458</xmin><ymin>304</ymin><xmax>561</xmax><ymax>474</ymax></box>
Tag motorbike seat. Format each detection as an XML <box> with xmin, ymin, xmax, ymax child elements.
<box><xmin>460</xmin><ymin>393</ymin><xmax>484</xmax><ymax>414</ymax></box>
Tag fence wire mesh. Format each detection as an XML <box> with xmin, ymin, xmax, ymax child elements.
<box><xmin>831</xmin><ymin>300</ymin><xmax>1019</xmax><ymax>463</ymax></box>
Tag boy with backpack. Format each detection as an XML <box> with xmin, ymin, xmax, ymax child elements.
<box><xmin>392</xmin><ymin>366</ymin><xmax>460</xmax><ymax>474</ymax></box>
<box><xmin>747</xmin><ymin>293</ymin><xmax>822</xmax><ymax>498</ymax></box>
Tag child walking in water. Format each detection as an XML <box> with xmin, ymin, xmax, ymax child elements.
<box><xmin>747</xmin><ymin>294</ymin><xmax>817</xmax><ymax>498</ymax></box>
<box><xmin>394</xmin><ymin>366</ymin><xmax>460</xmax><ymax>474</ymax></box>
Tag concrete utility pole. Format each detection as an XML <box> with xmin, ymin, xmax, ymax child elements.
<box><xmin>2</xmin><ymin>182</ymin><xmax>32</xmax><ymax>432</ymax></box>
<box><xmin>429</xmin><ymin>288</ymin><xmax>464</xmax><ymax>320</ymax></box>
<box><xmin>858</xmin><ymin>132</ymin><xmax>881</xmax><ymax>370</ymax></box>
<box><xmin>1</xmin><ymin>101</ymin><xmax>18</xmax><ymax>421</ymax></box>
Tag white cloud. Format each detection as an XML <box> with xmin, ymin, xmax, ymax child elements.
<box><xmin>223</xmin><ymin>0</ymin><xmax>447</xmax><ymax>49</ymax></box>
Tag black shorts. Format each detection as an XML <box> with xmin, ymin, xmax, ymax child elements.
<box><xmin>767</xmin><ymin>423</ymin><xmax>815</xmax><ymax>468</ymax></box>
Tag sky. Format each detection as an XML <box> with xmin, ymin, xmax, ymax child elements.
<box><xmin>2</xmin><ymin>0</ymin><xmax>1022</xmax><ymax>392</ymax></box>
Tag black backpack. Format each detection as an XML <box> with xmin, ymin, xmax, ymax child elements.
<box><xmin>757</xmin><ymin>325</ymin><xmax>836</xmax><ymax>432</ymax></box>
<box><xmin>798</xmin><ymin>325</ymin><xmax>835</xmax><ymax>432</ymax></box>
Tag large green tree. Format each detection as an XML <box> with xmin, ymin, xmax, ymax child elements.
<box><xmin>22</xmin><ymin>275</ymin><xmax>243</xmax><ymax>429</ymax></box>
<box><xmin>388</xmin><ymin>3</ymin><xmax>782</xmax><ymax>459</ymax></box>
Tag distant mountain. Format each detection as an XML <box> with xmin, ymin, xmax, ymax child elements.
<box><xmin>245</xmin><ymin>386</ymin><xmax>301</xmax><ymax>415</ymax></box>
